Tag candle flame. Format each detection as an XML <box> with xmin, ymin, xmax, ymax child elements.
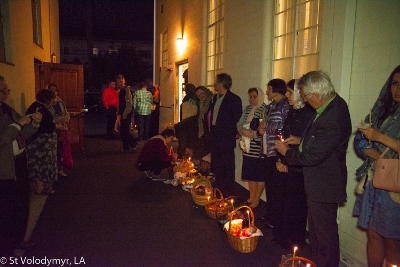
<box><xmin>306</xmin><ymin>264</ymin><xmax>310</xmax><ymax>267</ymax></box>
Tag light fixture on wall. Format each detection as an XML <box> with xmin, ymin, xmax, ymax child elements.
<box><xmin>176</xmin><ymin>35</ymin><xmax>186</xmax><ymax>53</ymax></box>
<box><xmin>51</xmin><ymin>53</ymin><xmax>57</xmax><ymax>63</ymax></box>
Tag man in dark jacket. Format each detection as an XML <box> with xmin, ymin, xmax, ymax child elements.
<box><xmin>209</xmin><ymin>73</ymin><xmax>242</xmax><ymax>194</ymax></box>
<box><xmin>275</xmin><ymin>70</ymin><xmax>352</xmax><ymax>267</ymax></box>
<box><xmin>116</xmin><ymin>74</ymin><xmax>136</xmax><ymax>151</ymax></box>
<box><xmin>0</xmin><ymin>75</ymin><xmax>42</xmax><ymax>256</ymax></box>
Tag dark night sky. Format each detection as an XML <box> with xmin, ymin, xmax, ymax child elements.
<box><xmin>59</xmin><ymin>0</ymin><xmax>154</xmax><ymax>41</ymax></box>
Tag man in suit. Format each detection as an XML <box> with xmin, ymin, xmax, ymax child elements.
<box><xmin>209</xmin><ymin>73</ymin><xmax>242</xmax><ymax>194</ymax></box>
<box><xmin>275</xmin><ymin>70</ymin><xmax>352</xmax><ymax>267</ymax></box>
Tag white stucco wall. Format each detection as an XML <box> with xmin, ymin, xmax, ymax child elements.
<box><xmin>1</xmin><ymin>0</ymin><xmax>59</xmax><ymax>114</ymax></box>
<box><xmin>340</xmin><ymin>1</ymin><xmax>400</xmax><ymax>265</ymax></box>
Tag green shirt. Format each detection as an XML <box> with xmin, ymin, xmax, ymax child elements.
<box><xmin>134</xmin><ymin>88</ymin><xmax>153</xmax><ymax>115</ymax></box>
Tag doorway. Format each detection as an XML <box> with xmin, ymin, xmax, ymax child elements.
<box><xmin>177</xmin><ymin>62</ymin><xmax>188</xmax><ymax>122</ymax></box>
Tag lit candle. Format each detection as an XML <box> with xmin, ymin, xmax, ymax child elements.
<box><xmin>188</xmin><ymin>157</ymin><xmax>191</xmax><ymax>162</ymax></box>
<box><xmin>230</xmin><ymin>199</ymin><xmax>234</xmax><ymax>210</ymax></box>
<box><xmin>247</xmin><ymin>210</ymin><xmax>250</xmax><ymax>225</ymax></box>
<box><xmin>306</xmin><ymin>264</ymin><xmax>310</xmax><ymax>267</ymax></box>
<box><xmin>207</xmin><ymin>196</ymin><xmax>210</xmax><ymax>202</ymax></box>
<box><xmin>292</xmin><ymin>246</ymin><xmax>298</xmax><ymax>267</ymax></box>
<box><xmin>369</xmin><ymin>109</ymin><xmax>372</xmax><ymax>127</ymax></box>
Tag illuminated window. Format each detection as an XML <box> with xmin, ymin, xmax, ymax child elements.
<box><xmin>273</xmin><ymin>0</ymin><xmax>320</xmax><ymax>80</ymax></box>
<box><xmin>161</xmin><ymin>30</ymin><xmax>168</xmax><ymax>68</ymax></box>
<box><xmin>32</xmin><ymin>0</ymin><xmax>42</xmax><ymax>46</ymax></box>
<box><xmin>0</xmin><ymin>0</ymin><xmax>12</xmax><ymax>63</ymax></box>
<box><xmin>206</xmin><ymin>0</ymin><xmax>224</xmax><ymax>88</ymax></box>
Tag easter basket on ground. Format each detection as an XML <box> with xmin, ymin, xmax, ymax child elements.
<box><xmin>224</xmin><ymin>205</ymin><xmax>262</xmax><ymax>253</ymax></box>
<box><xmin>191</xmin><ymin>177</ymin><xmax>213</xmax><ymax>206</ymax></box>
<box><xmin>204</xmin><ymin>188</ymin><xmax>233</xmax><ymax>219</ymax></box>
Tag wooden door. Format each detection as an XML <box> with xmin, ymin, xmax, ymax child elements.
<box><xmin>34</xmin><ymin>63</ymin><xmax>85</xmax><ymax>152</ymax></box>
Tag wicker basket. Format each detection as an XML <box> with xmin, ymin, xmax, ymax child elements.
<box><xmin>204</xmin><ymin>188</ymin><xmax>233</xmax><ymax>219</ymax></box>
<box><xmin>279</xmin><ymin>256</ymin><xmax>317</xmax><ymax>267</ymax></box>
<box><xmin>226</xmin><ymin>205</ymin><xmax>259</xmax><ymax>253</ymax></box>
<box><xmin>191</xmin><ymin>177</ymin><xmax>213</xmax><ymax>206</ymax></box>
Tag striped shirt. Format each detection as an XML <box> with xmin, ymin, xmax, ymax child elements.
<box><xmin>237</xmin><ymin>103</ymin><xmax>267</xmax><ymax>159</ymax></box>
<box><xmin>262</xmin><ymin>97</ymin><xmax>290</xmax><ymax>157</ymax></box>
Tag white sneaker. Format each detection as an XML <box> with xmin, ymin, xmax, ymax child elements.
<box><xmin>171</xmin><ymin>179</ymin><xmax>179</xmax><ymax>186</ymax></box>
<box><xmin>163</xmin><ymin>179</ymin><xmax>173</xmax><ymax>184</ymax></box>
<box><xmin>151</xmin><ymin>175</ymin><xmax>165</xmax><ymax>181</ymax></box>
<box><xmin>144</xmin><ymin>171</ymin><xmax>153</xmax><ymax>179</ymax></box>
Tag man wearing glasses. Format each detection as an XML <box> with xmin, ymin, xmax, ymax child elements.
<box><xmin>0</xmin><ymin>75</ymin><xmax>42</xmax><ymax>256</ymax></box>
<box><xmin>275</xmin><ymin>71</ymin><xmax>352</xmax><ymax>267</ymax></box>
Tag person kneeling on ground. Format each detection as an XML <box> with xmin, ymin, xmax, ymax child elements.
<box><xmin>135</xmin><ymin>128</ymin><xmax>177</xmax><ymax>181</ymax></box>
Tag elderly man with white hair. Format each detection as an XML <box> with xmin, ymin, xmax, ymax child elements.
<box><xmin>275</xmin><ymin>70</ymin><xmax>352</xmax><ymax>267</ymax></box>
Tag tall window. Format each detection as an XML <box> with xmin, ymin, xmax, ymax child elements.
<box><xmin>32</xmin><ymin>0</ymin><xmax>42</xmax><ymax>46</ymax></box>
<box><xmin>161</xmin><ymin>30</ymin><xmax>168</xmax><ymax>68</ymax></box>
<box><xmin>273</xmin><ymin>0</ymin><xmax>320</xmax><ymax>80</ymax></box>
<box><xmin>0</xmin><ymin>0</ymin><xmax>12</xmax><ymax>63</ymax></box>
<box><xmin>206</xmin><ymin>0</ymin><xmax>224</xmax><ymax>88</ymax></box>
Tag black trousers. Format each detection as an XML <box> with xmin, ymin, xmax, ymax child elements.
<box><xmin>0</xmin><ymin>154</ymin><xmax>29</xmax><ymax>257</ymax></box>
<box><xmin>106</xmin><ymin>106</ymin><xmax>117</xmax><ymax>139</ymax></box>
<box><xmin>211</xmin><ymin>143</ymin><xmax>235</xmax><ymax>193</ymax></box>
<box><xmin>264</xmin><ymin>156</ymin><xmax>286</xmax><ymax>233</ymax></box>
<box><xmin>277</xmin><ymin>169</ymin><xmax>308</xmax><ymax>246</ymax></box>
<box><xmin>137</xmin><ymin>158</ymin><xmax>171</xmax><ymax>175</ymax></box>
<box><xmin>120</xmin><ymin>112</ymin><xmax>135</xmax><ymax>151</ymax></box>
<box><xmin>307</xmin><ymin>200</ymin><xmax>340</xmax><ymax>267</ymax></box>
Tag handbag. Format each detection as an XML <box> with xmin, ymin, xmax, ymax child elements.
<box><xmin>61</xmin><ymin>130</ymin><xmax>74</xmax><ymax>169</ymax></box>
<box><xmin>373</xmin><ymin>142</ymin><xmax>400</xmax><ymax>193</ymax></box>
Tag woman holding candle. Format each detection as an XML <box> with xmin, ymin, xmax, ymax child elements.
<box><xmin>258</xmin><ymin>79</ymin><xmax>290</xmax><ymax>231</ymax></box>
<box><xmin>353</xmin><ymin>65</ymin><xmax>400</xmax><ymax>266</ymax></box>
<box><xmin>237</xmin><ymin>87</ymin><xmax>267</xmax><ymax>208</ymax></box>
<box><xmin>274</xmin><ymin>79</ymin><xmax>315</xmax><ymax>250</ymax></box>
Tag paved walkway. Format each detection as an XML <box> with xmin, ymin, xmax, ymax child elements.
<box><xmin>21</xmin><ymin>137</ymin><xmax>310</xmax><ymax>267</ymax></box>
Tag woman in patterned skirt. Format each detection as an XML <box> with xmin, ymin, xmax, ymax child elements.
<box><xmin>26</xmin><ymin>89</ymin><xmax>64</xmax><ymax>194</ymax></box>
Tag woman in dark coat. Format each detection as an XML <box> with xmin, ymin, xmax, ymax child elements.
<box><xmin>26</xmin><ymin>89</ymin><xmax>63</xmax><ymax>194</ymax></box>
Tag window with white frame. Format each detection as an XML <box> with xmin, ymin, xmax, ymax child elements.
<box><xmin>206</xmin><ymin>0</ymin><xmax>224</xmax><ymax>88</ymax></box>
<box><xmin>161</xmin><ymin>30</ymin><xmax>168</xmax><ymax>68</ymax></box>
<box><xmin>273</xmin><ymin>0</ymin><xmax>320</xmax><ymax>81</ymax></box>
<box><xmin>32</xmin><ymin>0</ymin><xmax>43</xmax><ymax>47</ymax></box>
<box><xmin>0</xmin><ymin>0</ymin><xmax>12</xmax><ymax>63</ymax></box>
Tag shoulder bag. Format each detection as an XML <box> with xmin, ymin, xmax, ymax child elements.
<box><xmin>373</xmin><ymin>141</ymin><xmax>400</xmax><ymax>193</ymax></box>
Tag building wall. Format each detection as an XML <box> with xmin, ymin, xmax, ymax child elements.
<box><xmin>0</xmin><ymin>0</ymin><xmax>59</xmax><ymax>114</ymax></box>
<box><xmin>60</xmin><ymin>37</ymin><xmax>153</xmax><ymax>65</ymax></box>
<box><xmin>340</xmin><ymin>1</ymin><xmax>400</xmax><ymax>266</ymax></box>
<box><xmin>155</xmin><ymin>0</ymin><xmax>400</xmax><ymax>265</ymax></box>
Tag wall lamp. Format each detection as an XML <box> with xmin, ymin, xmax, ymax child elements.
<box><xmin>176</xmin><ymin>36</ymin><xmax>187</xmax><ymax>53</ymax></box>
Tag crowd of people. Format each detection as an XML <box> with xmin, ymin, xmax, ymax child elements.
<box><xmin>137</xmin><ymin>69</ymin><xmax>399</xmax><ymax>267</ymax></box>
<box><xmin>101</xmin><ymin>74</ymin><xmax>161</xmax><ymax>152</ymax></box>
<box><xmin>1</xmin><ymin>66</ymin><xmax>400</xmax><ymax>266</ymax></box>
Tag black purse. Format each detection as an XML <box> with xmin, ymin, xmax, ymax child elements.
<box><xmin>249</xmin><ymin>118</ymin><xmax>260</xmax><ymax>131</ymax></box>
